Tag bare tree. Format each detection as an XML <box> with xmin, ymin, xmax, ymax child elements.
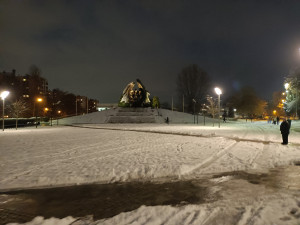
<box><xmin>10</xmin><ymin>100</ymin><xmax>28</xmax><ymax>129</ymax></box>
<box><xmin>228</xmin><ymin>86</ymin><xmax>267</xmax><ymax>119</ymax></box>
<box><xmin>177</xmin><ymin>64</ymin><xmax>211</xmax><ymax>113</ymax></box>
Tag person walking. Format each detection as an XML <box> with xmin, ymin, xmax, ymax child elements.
<box><xmin>276</xmin><ymin>116</ymin><xmax>280</xmax><ymax>125</ymax></box>
<box><xmin>280</xmin><ymin>118</ymin><xmax>290</xmax><ymax>145</ymax></box>
<box><xmin>223</xmin><ymin>115</ymin><xmax>226</xmax><ymax>123</ymax></box>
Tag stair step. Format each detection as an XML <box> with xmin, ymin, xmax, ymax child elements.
<box><xmin>107</xmin><ymin>116</ymin><xmax>156</xmax><ymax>123</ymax></box>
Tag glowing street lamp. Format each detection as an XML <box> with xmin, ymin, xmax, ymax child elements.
<box><xmin>35</xmin><ymin>98</ymin><xmax>43</xmax><ymax>128</ymax></box>
<box><xmin>214</xmin><ymin>87</ymin><xmax>222</xmax><ymax>128</ymax></box>
<box><xmin>284</xmin><ymin>83</ymin><xmax>289</xmax><ymax>90</ymax></box>
<box><xmin>1</xmin><ymin>91</ymin><xmax>9</xmax><ymax>131</ymax></box>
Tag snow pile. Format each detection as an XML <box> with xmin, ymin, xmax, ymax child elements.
<box><xmin>95</xmin><ymin>194</ymin><xmax>300</xmax><ymax>225</ymax></box>
<box><xmin>7</xmin><ymin>216</ymin><xmax>75</xmax><ymax>225</ymax></box>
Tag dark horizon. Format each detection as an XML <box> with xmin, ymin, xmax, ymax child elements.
<box><xmin>1</xmin><ymin>0</ymin><xmax>300</xmax><ymax>104</ymax></box>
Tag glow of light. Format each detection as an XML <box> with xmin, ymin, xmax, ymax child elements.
<box><xmin>273</xmin><ymin>110</ymin><xmax>277</xmax><ymax>114</ymax></box>
<box><xmin>37</xmin><ymin>98</ymin><xmax>43</xmax><ymax>102</ymax></box>
<box><xmin>282</xmin><ymin>92</ymin><xmax>285</xmax><ymax>95</ymax></box>
<box><xmin>0</xmin><ymin>91</ymin><xmax>9</xmax><ymax>100</ymax></box>
<box><xmin>58</xmin><ymin>110</ymin><xmax>61</xmax><ymax>114</ymax></box>
<box><xmin>214</xmin><ymin>87</ymin><xmax>222</xmax><ymax>95</ymax></box>
<box><xmin>44</xmin><ymin>108</ymin><xmax>49</xmax><ymax>111</ymax></box>
<box><xmin>233</xmin><ymin>108</ymin><xmax>237</xmax><ymax>112</ymax></box>
<box><xmin>284</xmin><ymin>83</ymin><xmax>289</xmax><ymax>90</ymax></box>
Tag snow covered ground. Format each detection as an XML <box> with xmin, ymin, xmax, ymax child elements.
<box><xmin>2</xmin><ymin>120</ymin><xmax>300</xmax><ymax>225</ymax></box>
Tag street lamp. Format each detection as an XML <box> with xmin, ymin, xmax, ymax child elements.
<box><xmin>1</xmin><ymin>91</ymin><xmax>9</xmax><ymax>131</ymax></box>
<box><xmin>284</xmin><ymin>83</ymin><xmax>289</xmax><ymax>90</ymax></box>
<box><xmin>214</xmin><ymin>87</ymin><xmax>222</xmax><ymax>128</ymax></box>
<box><xmin>36</xmin><ymin>98</ymin><xmax>43</xmax><ymax>128</ymax></box>
<box><xmin>192</xmin><ymin>99</ymin><xmax>196</xmax><ymax>124</ymax></box>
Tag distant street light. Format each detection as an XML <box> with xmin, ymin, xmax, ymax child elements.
<box><xmin>214</xmin><ymin>87</ymin><xmax>222</xmax><ymax>128</ymax></box>
<box><xmin>1</xmin><ymin>91</ymin><xmax>9</xmax><ymax>131</ymax></box>
<box><xmin>284</xmin><ymin>83</ymin><xmax>289</xmax><ymax>90</ymax></box>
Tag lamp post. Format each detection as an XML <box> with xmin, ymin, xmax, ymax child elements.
<box><xmin>193</xmin><ymin>99</ymin><xmax>196</xmax><ymax>124</ymax></box>
<box><xmin>296</xmin><ymin>77</ymin><xmax>298</xmax><ymax>119</ymax></box>
<box><xmin>1</xmin><ymin>91</ymin><xmax>9</xmax><ymax>131</ymax></box>
<box><xmin>57</xmin><ymin>110</ymin><xmax>61</xmax><ymax>125</ymax></box>
<box><xmin>202</xmin><ymin>104</ymin><xmax>207</xmax><ymax>126</ymax></box>
<box><xmin>214</xmin><ymin>87</ymin><xmax>222</xmax><ymax>128</ymax></box>
<box><xmin>36</xmin><ymin>98</ymin><xmax>43</xmax><ymax>128</ymax></box>
<box><xmin>75</xmin><ymin>97</ymin><xmax>78</xmax><ymax>116</ymax></box>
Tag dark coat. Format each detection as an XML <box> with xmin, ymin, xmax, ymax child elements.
<box><xmin>287</xmin><ymin>119</ymin><xmax>291</xmax><ymax>129</ymax></box>
<box><xmin>280</xmin><ymin>121</ymin><xmax>290</xmax><ymax>135</ymax></box>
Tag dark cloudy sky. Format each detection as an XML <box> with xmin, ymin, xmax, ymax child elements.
<box><xmin>1</xmin><ymin>0</ymin><xmax>300</xmax><ymax>103</ymax></box>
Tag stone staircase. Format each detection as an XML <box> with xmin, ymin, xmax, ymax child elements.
<box><xmin>106</xmin><ymin>107</ymin><xmax>158</xmax><ymax>123</ymax></box>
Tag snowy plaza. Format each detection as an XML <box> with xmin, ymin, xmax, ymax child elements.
<box><xmin>1</xmin><ymin>119</ymin><xmax>300</xmax><ymax>224</ymax></box>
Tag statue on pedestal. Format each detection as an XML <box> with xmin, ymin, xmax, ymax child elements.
<box><xmin>119</xmin><ymin>79</ymin><xmax>150</xmax><ymax>107</ymax></box>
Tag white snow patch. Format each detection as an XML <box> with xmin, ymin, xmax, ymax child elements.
<box><xmin>2</xmin><ymin>120</ymin><xmax>300</xmax><ymax>224</ymax></box>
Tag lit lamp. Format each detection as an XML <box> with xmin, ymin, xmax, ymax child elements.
<box><xmin>1</xmin><ymin>91</ymin><xmax>9</xmax><ymax>131</ymax></box>
<box><xmin>214</xmin><ymin>87</ymin><xmax>222</xmax><ymax>128</ymax></box>
<box><xmin>284</xmin><ymin>83</ymin><xmax>289</xmax><ymax>90</ymax></box>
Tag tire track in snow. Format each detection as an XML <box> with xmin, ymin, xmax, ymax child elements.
<box><xmin>248</xmin><ymin>126</ymin><xmax>268</xmax><ymax>168</ymax></box>
<box><xmin>179</xmin><ymin>139</ymin><xmax>237</xmax><ymax>176</ymax></box>
<box><xmin>179</xmin><ymin>123</ymin><xmax>253</xmax><ymax>176</ymax></box>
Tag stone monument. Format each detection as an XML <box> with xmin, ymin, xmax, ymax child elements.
<box><xmin>119</xmin><ymin>79</ymin><xmax>151</xmax><ymax>107</ymax></box>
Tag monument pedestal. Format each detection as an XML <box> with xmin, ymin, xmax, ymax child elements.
<box><xmin>106</xmin><ymin>107</ymin><xmax>157</xmax><ymax>123</ymax></box>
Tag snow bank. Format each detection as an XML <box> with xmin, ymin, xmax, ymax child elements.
<box><xmin>7</xmin><ymin>216</ymin><xmax>75</xmax><ymax>225</ymax></box>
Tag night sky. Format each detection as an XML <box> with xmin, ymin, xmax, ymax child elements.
<box><xmin>1</xmin><ymin>0</ymin><xmax>300</xmax><ymax>104</ymax></box>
